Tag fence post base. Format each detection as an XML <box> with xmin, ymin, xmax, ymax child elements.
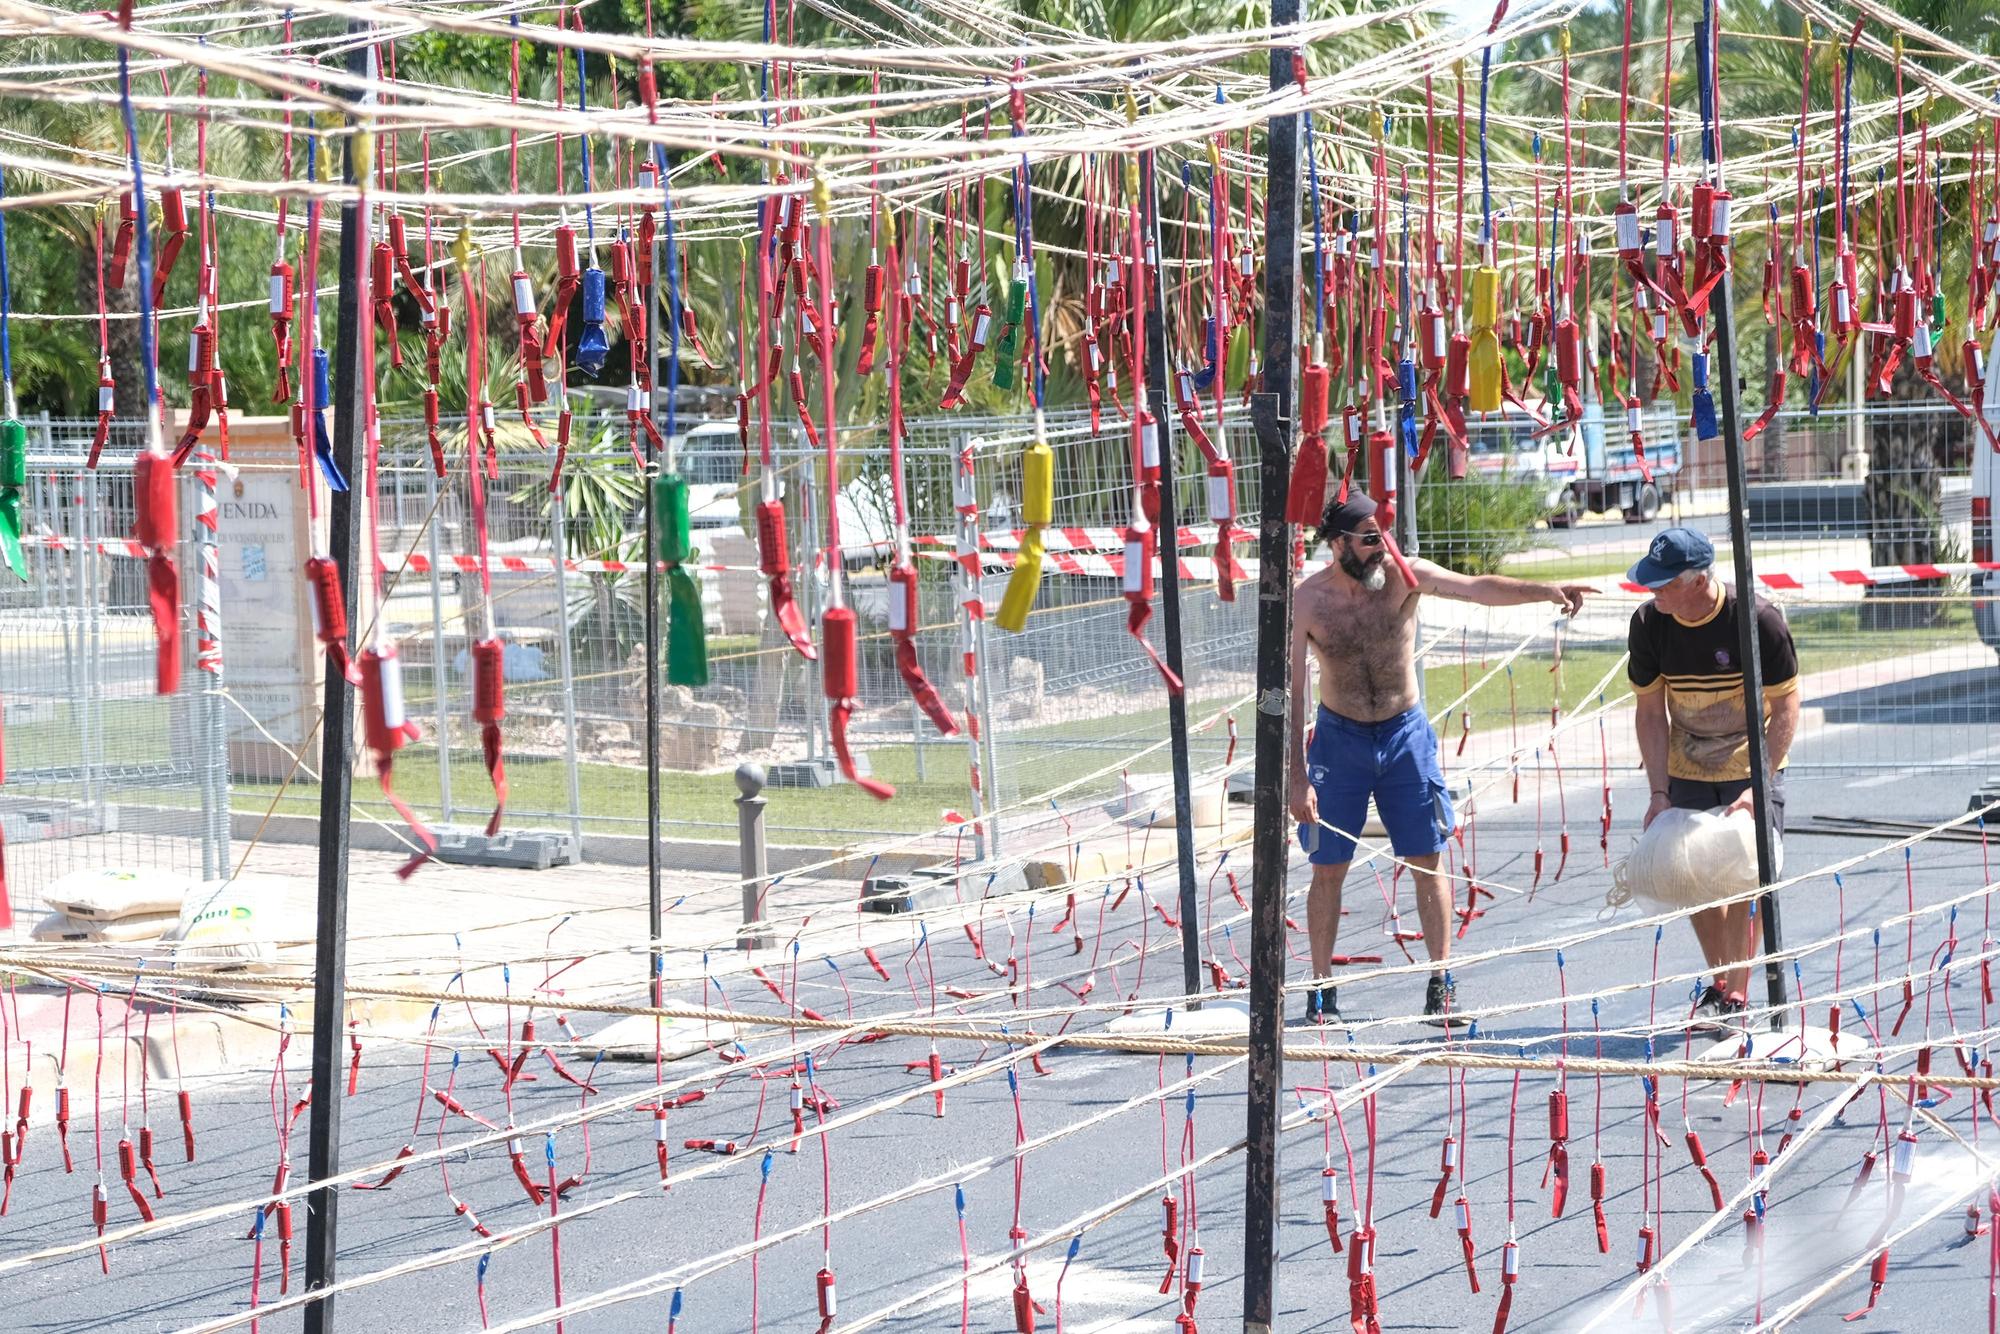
<box><xmin>736</xmin><ymin>764</ymin><xmax>775</xmax><ymax>950</ymax></box>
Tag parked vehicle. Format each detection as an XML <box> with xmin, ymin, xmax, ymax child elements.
<box><xmin>1462</xmin><ymin>399</ymin><xmax>1682</xmax><ymax>526</ymax></box>
<box><xmin>674</xmin><ymin>421</ymin><xmax>755</xmax><ymax>535</ymax></box>
<box><xmin>1975</xmin><ymin>331</ymin><xmax>2000</xmax><ymax>655</ymax></box>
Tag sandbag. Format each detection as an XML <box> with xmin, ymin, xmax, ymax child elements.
<box><xmin>1609</xmin><ymin>805</ymin><xmax>1779</xmax><ymax>911</ymax></box>
<box><xmin>32</xmin><ymin>910</ymin><xmax>181</xmax><ymax>943</ymax></box>
<box><xmin>44</xmin><ymin>866</ymin><xmax>194</xmax><ymax>921</ymax></box>
<box><xmin>168</xmin><ymin>877</ymin><xmax>287</xmax><ymax>970</ymax></box>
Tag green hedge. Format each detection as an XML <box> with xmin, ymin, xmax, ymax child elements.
<box><xmin>1412</xmin><ymin>472</ymin><xmax>1549</xmax><ymax>575</ymax></box>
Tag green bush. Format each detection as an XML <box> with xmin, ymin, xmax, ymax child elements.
<box><xmin>1412</xmin><ymin>472</ymin><xmax>1550</xmax><ymax>575</ymax></box>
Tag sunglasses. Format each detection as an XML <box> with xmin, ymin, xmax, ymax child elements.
<box><xmin>1343</xmin><ymin>532</ymin><xmax>1384</xmax><ymax>548</ymax></box>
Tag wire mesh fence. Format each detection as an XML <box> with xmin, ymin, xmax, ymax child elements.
<box><xmin>7</xmin><ymin>391</ymin><xmax>1998</xmax><ymax>911</ymax></box>
<box><xmin>1411</xmin><ymin>397</ymin><xmax>1998</xmax><ymax>780</ymax></box>
<box><xmin>4</xmin><ymin>416</ymin><xmax>231</xmax><ymax>921</ymax></box>
<box><xmin>124</xmin><ymin>403</ymin><xmax>1268</xmax><ymax>858</ymax></box>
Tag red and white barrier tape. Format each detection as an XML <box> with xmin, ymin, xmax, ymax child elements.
<box><xmin>914</xmin><ymin>524</ymin><xmax>1238</xmax><ymax>554</ymax></box>
<box><xmin>30</xmin><ymin>532</ymin><xmax>2000</xmax><ymax>593</ymax></box>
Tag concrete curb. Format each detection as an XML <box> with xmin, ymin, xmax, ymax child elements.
<box><xmin>226</xmin><ymin>810</ymin><xmax>935</xmax><ymax>878</ymax></box>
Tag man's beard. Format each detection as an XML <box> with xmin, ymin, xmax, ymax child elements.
<box><xmin>1340</xmin><ymin>548</ymin><xmax>1388</xmax><ymax>591</ymax></box>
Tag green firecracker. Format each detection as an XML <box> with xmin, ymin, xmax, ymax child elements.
<box><xmin>0</xmin><ymin>416</ymin><xmax>26</xmax><ymax>581</ymax></box>
<box><xmin>991</xmin><ymin>274</ymin><xmax>1028</xmax><ymax>391</ymax></box>
<box><xmin>651</xmin><ymin>471</ymin><xmax>708</xmax><ymax>687</ymax></box>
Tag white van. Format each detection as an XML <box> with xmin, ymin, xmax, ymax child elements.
<box><xmin>673</xmin><ymin>421</ymin><xmax>753</xmax><ymax>537</ymax></box>
<box><xmin>668</xmin><ymin>420</ymin><xmax>900</xmax><ymax>636</ymax></box>
<box><xmin>1976</xmin><ymin>332</ymin><xmax>2000</xmax><ymax>653</ymax></box>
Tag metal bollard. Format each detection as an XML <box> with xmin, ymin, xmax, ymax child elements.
<box><xmin>736</xmin><ymin>764</ymin><xmax>775</xmax><ymax>949</ymax></box>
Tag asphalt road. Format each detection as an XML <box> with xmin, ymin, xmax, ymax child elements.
<box><xmin>1541</xmin><ymin>507</ymin><xmax>1728</xmax><ymax>553</ymax></box>
<box><xmin>1</xmin><ymin>718</ymin><xmax>1995</xmax><ymax>1331</ymax></box>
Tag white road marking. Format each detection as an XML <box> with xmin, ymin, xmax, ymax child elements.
<box><xmin>1847</xmin><ymin>742</ymin><xmax>2000</xmax><ymax>788</ymax></box>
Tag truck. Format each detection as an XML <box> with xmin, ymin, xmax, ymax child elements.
<box><xmin>1976</xmin><ymin>331</ymin><xmax>2000</xmax><ymax>655</ymax></box>
<box><xmin>1462</xmin><ymin>398</ymin><xmax>1683</xmax><ymax>527</ymax></box>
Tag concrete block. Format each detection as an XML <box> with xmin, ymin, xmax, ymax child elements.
<box><xmin>1106</xmin><ymin>998</ymin><xmax>1251</xmax><ymax>1039</ymax></box>
<box><xmin>860</xmin><ymin>868</ymin><xmax>956</xmax><ymax>914</ymax></box>
<box><xmin>433</xmin><ymin>828</ymin><xmax>583</xmax><ymax>870</ymax></box>
<box><xmin>589</xmin><ymin>1012</ymin><xmax>738</xmax><ymax>1062</ymax></box>
<box><xmin>1020</xmin><ymin>859</ymin><xmax>1071</xmax><ymax>890</ymax></box>
<box><xmin>948</xmin><ymin>860</ymin><xmax>1030</xmax><ymax>900</ymax></box>
<box><xmin>150</xmin><ymin>1010</ymin><xmax>280</xmax><ymax>1080</ymax></box>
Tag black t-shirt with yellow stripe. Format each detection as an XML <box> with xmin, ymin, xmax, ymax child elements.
<box><xmin>1627</xmin><ymin>582</ymin><xmax>1800</xmax><ymax>782</ymax></box>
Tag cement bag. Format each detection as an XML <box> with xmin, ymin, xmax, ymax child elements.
<box><xmin>44</xmin><ymin>866</ymin><xmax>194</xmax><ymax>921</ymax></box>
<box><xmin>1609</xmin><ymin>805</ymin><xmax>1775</xmax><ymax>911</ymax></box>
<box><xmin>168</xmin><ymin>877</ymin><xmax>286</xmax><ymax>970</ymax></box>
<box><xmin>32</xmin><ymin>910</ymin><xmax>181</xmax><ymax>943</ymax></box>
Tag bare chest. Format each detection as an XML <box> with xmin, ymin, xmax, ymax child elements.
<box><xmin>1302</xmin><ymin>583</ymin><xmax>1419</xmax><ymax>717</ymax></box>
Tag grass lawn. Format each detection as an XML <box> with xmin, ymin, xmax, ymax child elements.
<box><xmin>238</xmin><ymin>745</ymin><xmax>991</xmax><ymax>841</ymax></box>
<box><xmin>6</xmin><ymin>698</ymin><xmax>179</xmax><ymax>772</ymax></box>
<box><xmin>228</xmin><ymin>652</ymin><xmax>1633</xmax><ymax>844</ymax></box>
<box><xmin>228</xmin><ymin>699</ymin><xmax>1240</xmax><ymax>844</ymax></box>
<box><xmin>1504</xmin><ymin>553</ymin><xmax>1638</xmax><ymax>581</ymax></box>
<box><xmin>14</xmin><ymin>602</ymin><xmax>1980</xmax><ymax>847</ymax></box>
<box><xmin>1501</xmin><ymin>542</ymin><xmax>1851</xmax><ymax>584</ymax></box>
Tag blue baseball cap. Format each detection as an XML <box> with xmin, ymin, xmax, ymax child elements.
<box><xmin>1627</xmin><ymin>527</ymin><xmax>1715</xmax><ymax>588</ymax></box>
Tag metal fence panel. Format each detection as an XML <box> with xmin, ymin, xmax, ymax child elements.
<box><xmin>212</xmin><ymin>405</ymin><xmax>1262</xmax><ymax>850</ymax></box>
<box><xmin>5</xmin><ymin>417</ymin><xmax>230</xmax><ymax>917</ymax></box>
<box><xmin>11</xmin><ymin>390</ymin><xmax>1989</xmax><ymax>909</ymax></box>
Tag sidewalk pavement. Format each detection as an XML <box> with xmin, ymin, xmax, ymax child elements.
<box><xmin>0</xmin><ymin>786</ymin><xmax>1254</xmax><ymax>1118</ymax></box>
<box><xmin>1437</xmin><ymin>636</ymin><xmax>1966</xmax><ymax>806</ymax></box>
<box><xmin>8</xmin><ymin>622</ymin><xmax>1947</xmax><ymax>1116</ymax></box>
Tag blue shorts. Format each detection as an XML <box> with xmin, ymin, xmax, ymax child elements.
<box><xmin>1296</xmin><ymin>704</ymin><xmax>1455</xmax><ymax>865</ymax></box>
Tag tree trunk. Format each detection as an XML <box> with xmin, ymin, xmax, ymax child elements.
<box><xmin>71</xmin><ymin>235</ymin><xmax>148</xmax><ymax>422</ymax></box>
<box><xmin>1862</xmin><ymin>364</ymin><xmax>1945</xmax><ymax>628</ymax></box>
<box><xmin>1760</xmin><ymin>323</ymin><xmax>1786</xmax><ymax>479</ymax></box>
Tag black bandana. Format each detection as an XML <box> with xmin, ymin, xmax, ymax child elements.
<box><xmin>1318</xmin><ymin>492</ymin><xmax>1379</xmax><ymax>543</ymax></box>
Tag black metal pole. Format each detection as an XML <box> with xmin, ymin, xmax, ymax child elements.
<box><xmin>1697</xmin><ymin>1</ymin><xmax>1786</xmax><ymax>1027</ymax></box>
<box><xmin>1137</xmin><ymin>142</ymin><xmax>1203</xmax><ymax>1011</ymax></box>
<box><xmin>1711</xmin><ymin>264</ymin><xmax>1787</xmax><ymax>1026</ymax></box>
<box><xmin>1244</xmin><ymin>13</ymin><xmax>1302</xmax><ymax>1329</ymax></box>
<box><xmin>645</xmin><ymin>206</ymin><xmax>664</xmax><ymax>999</ymax></box>
<box><xmin>302</xmin><ymin>34</ymin><xmax>371</xmax><ymax>1333</ymax></box>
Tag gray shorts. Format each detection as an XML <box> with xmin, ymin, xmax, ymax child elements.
<box><xmin>1667</xmin><ymin>774</ymin><xmax>1786</xmax><ymax>839</ymax></box>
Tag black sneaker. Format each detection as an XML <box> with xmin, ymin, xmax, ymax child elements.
<box><xmin>1423</xmin><ymin>974</ymin><xmax>1458</xmax><ymax>1028</ymax></box>
<box><xmin>1689</xmin><ymin>985</ymin><xmax>1748</xmax><ymax>1034</ymax></box>
<box><xmin>1298</xmin><ymin>985</ymin><xmax>1341</xmax><ymax>1026</ymax></box>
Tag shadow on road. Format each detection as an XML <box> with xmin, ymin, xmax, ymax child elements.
<box><xmin>1810</xmin><ymin>665</ymin><xmax>2000</xmax><ymax>727</ymax></box>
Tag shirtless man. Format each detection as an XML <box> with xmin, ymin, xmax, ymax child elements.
<box><xmin>1287</xmin><ymin>494</ymin><xmax>1593</xmax><ymax>1024</ymax></box>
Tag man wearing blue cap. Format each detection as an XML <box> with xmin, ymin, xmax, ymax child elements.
<box><xmin>1626</xmin><ymin>526</ymin><xmax>1801</xmax><ymax>1029</ymax></box>
<box><xmin>1288</xmin><ymin>493</ymin><xmax>1596</xmax><ymax>1026</ymax></box>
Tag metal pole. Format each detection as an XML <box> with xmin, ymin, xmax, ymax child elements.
<box><xmin>84</xmin><ymin>468</ymin><xmax>102</xmax><ymax>819</ymax></box>
<box><xmin>799</xmin><ymin>452</ymin><xmax>834</xmax><ymax>767</ymax></box>
<box><xmin>190</xmin><ymin>413</ymin><xmax>228</xmax><ymax>881</ymax></box>
<box><xmin>1391</xmin><ymin>313</ymin><xmax>1424</xmax><ymax>719</ymax></box>
<box><xmin>422</xmin><ymin>464</ymin><xmax>453</xmax><ymax>825</ymax></box>
<box><xmin>735</xmin><ymin>763</ymin><xmax>774</xmax><ymax>948</ymax></box>
<box><xmin>1138</xmin><ymin>141</ymin><xmax>1203</xmax><ymax>1010</ymax></box>
<box><xmin>302</xmin><ymin>33</ymin><xmax>371</xmax><ymax>1331</ymax></box>
<box><xmin>47</xmin><ymin>454</ymin><xmax>85</xmax><ymax>810</ymax></box>
<box><xmin>973</xmin><ymin>607</ymin><xmax>1003</xmax><ymax>857</ymax></box>
<box><xmin>1698</xmin><ymin>0</ymin><xmax>1786</xmax><ymax>1026</ymax></box>
<box><xmin>645</xmin><ymin>224</ymin><xmax>664</xmax><ymax>997</ymax></box>
<box><xmin>32</xmin><ymin>464</ymin><xmax>53</xmax><ymax>611</ymax></box>
<box><xmin>1712</xmin><ymin>268</ymin><xmax>1786</xmax><ymax>1024</ymax></box>
<box><xmin>954</xmin><ymin>435</ymin><xmax>989</xmax><ymax>862</ymax></box>
<box><xmin>1244</xmin><ymin>12</ymin><xmax>1302</xmax><ymax>1328</ymax></box>
<box><xmin>204</xmin><ymin>489</ymin><xmax>230</xmax><ymax>880</ymax></box>
<box><xmin>549</xmin><ymin>469</ymin><xmax>585</xmax><ymax>849</ymax></box>
<box><xmin>1395</xmin><ymin>429</ymin><xmax>1425</xmax><ymax>715</ymax></box>
<box><xmin>1848</xmin><ymin>340</ymin><xmax>1864</xmax><ymax>454</ymax></box>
